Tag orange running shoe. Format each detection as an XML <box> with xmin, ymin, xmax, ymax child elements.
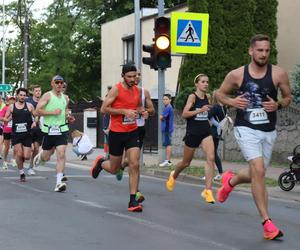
<box><xmin>128</xmin><ymin>200</ymin><xmax>143</xmax><ymax>212</ymax></box>
<box><xmin>263</xmin><ymin>219</ymin><xmax>283</xmax><ymax>240</ymax></box>
<box><xmin>201</xmin><ymin>189</ymin><xmax>215</xmax><ymax>204</ymax></box>
<box><xmin>217</xmin><ymin>171</ymin><xmax>234</xmax><ymax>203</ymax></box>
<box><xmin>90</xmin><ymin>156</ymin><xmax>104</xmax><ymax>179</ymax></box>
<box><xmin>166</xmin><ymin>171</ymin><xmax>175</xmax><ymax>192</ymax></box>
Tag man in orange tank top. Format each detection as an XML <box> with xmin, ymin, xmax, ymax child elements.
<box><xmin>90</xmin><ymin>63</ymin><xmax>147</xmax><ymax>212</ymax></box>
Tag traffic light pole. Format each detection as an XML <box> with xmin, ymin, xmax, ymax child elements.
<box><xmin>157</xmin><ymin>0</ymin><xmax>165</xmax><ymax>164</ymax></box>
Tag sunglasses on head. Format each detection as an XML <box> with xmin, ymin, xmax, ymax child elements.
<box><xmin>54</xmin><ymin>81</ymin><xmax>64</xmax><ymax>85</ymax></box>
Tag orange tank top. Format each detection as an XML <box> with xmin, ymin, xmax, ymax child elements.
<box><xmin>110</xmin><ymin>82</ymin><xmax>140</xmax><ymax>132</ymax></box>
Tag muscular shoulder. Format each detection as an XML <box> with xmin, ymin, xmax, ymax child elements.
<box><xmin>271</xmin><ymin>64</ymin><xmax>288</xmax><ymax>84</ymax></box>
<box><xmin>226</xmin><ymin>66</ymin><xmax>244</xmax><ymax>84</ymax></box>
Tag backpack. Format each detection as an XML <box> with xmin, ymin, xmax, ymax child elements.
<box><xmin>219</xmin><ymin>114</ymin><xmax>233</xmax><ymax>138</ymax></box>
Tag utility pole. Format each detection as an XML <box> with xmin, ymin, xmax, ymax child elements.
<box><xmin>157</xmin><ymin>0</ymin><xmax>165</xmax><ymax>164</ymax></box>
<box><xmin>2</xmin><ymin>0</ymin><xmax>5</xmax><ymax>89</ymax></box>
<box><xmin>23</xmin><ymin>0</ymin><xmax>29</xmax><ymax>88</ymax></box>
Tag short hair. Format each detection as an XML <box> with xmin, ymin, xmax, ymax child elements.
<box><xmin>30</xmin><ymin>84</ymin><xmax>41</xmax><ymax>91</ymax></box>
<box><xmin>250</xmin><ymin>34</ymin><xmax>270</xmax><ymax>47</ymax></box>
<box><xmin>16</xmin><ymin>87</ymin><xmax>28</xmax><ymax>95</ymax></box>
<box><xmin>163</xmin><ymin>94</ymin><xmax>172</xmax><ymax>100</ymax></box>
<box><xmin>194</xmin><ymin>73</ymin><xmax>208</xmax><ymax>84</ymax></box>
<box><xmin>122</xmin><ymin>63</ymin><xmax>137</xmax><ymax>75</ymax></box>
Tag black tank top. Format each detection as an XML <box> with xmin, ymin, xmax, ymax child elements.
<box><xmin>26</xmin><ymin>96</ymin><xmax>38</xmax><ymax>109</ymax></box>
<box><xmin>186</xmin><ymin>93</ymin><xmax>211</xmax><ymax>135</ymax></box>
<box><xmin>235</xmin><ymin>64</ymin><xmax>277</xmax><ymax>131</ymax></box>
<box><xmin>12</xmin><ymin>103</ymin><xmax>33</xmax><ymax>134</ymax></box>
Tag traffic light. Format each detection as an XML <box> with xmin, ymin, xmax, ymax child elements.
<box><xmin>142</xmin><ymin>16</ymin><xmax>171</xmax><ymax>70</ymax></box>
<box><xmin>154</xmin><ymin>17</ymin><xmax>171</xmax><ymax>70</ymax></box>
<box><xmin>142</xmin><ymin>44</ymin><xmax>157</xmax><ymax>70</ymax></box>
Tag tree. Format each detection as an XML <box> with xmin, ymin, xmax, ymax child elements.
<box><xmin>291</xmin><ymin>62</ymin><xmax>300</xmax><ymax>104</ymax></box>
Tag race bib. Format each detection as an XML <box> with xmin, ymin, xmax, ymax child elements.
<box><xmin>195</xmin><ymin>109</ymin><xmax>208</xmax><ymax>121</ymax></box>
<box><xmin>7</xmin><ymin>120</ymin><xmax>13</xmax><ymax>128</ymax></box>
<box><xmin>48</xmin><ymin>125</ymin><xmax>62</xmax><ymax>135</ymax></box>
<box><xmin>245</xmin><ymin>108</ymin><xmax>269</xmax><ymax>125</ymax></box>
<box><xmin>122</xmin><ymin>116</ymin><xmax>136</xmax><ymax>125</ymax></box>
<box><xmin>15</xmin><ymin>123</ymin><xmax>28</xmax><ymax>133</ymax></box>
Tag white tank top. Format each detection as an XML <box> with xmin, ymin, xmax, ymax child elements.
<box><xmin>136</xmin><ymin>88</ymin><xmax>145</xmax><ymax>127</ymax></box>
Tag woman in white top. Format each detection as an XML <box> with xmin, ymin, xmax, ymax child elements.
<box><xmin>71</xmin><ymin>130</ymin><xmax>93</xmax><ymax>160</ymax></box>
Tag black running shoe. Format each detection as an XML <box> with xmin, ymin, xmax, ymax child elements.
<box><xmin>61</xmin><ymin>174</ymin><xmax>68</xmax><ymax>182</ymax></box>
<box><xmin>135</xmin><ymin>191</ymin><xmax>145</xmax><ymax>203</ymax></box>
<box><xmin>20</xmin><ymin>174</ymin><xmax>26</xmax><ymax>182</ymax></box>
<box><xmin>128</xmin><ymin>200</ymin><xmax>143</xmax><ymax>212</ymax></box>
<box><xmin>90</xmin><ymin>156</ymin><xmax>104</xmax><ymax>179</ymax></box>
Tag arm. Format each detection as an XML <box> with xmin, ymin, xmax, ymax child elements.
<box><xmin>216</xmin><ymin>68</ymin><xmax>249</xmax><ymax>109</ymax></box>
<box><xmin>101</xmin><ymin>86</ymin><xmax>138</xmax><ymax>120</ymax></box>
<box><xmin>182</xmin><ymin>94</ymin><xmax>211</xmax><ymax>119</ymax></box>
<box><xmin>36</xmin><ymin>92</ymin><xmax>61</xmax><ymax>116</ymax></box>
<box><xmin>3</xmin><ymin>104</ymin><xmax>13</xmax><ymax>122</ymax></box>
<box><xmin>144</xmin><ymin>89</ymin><xmax>155</xmax><ymax>116</ymax></box>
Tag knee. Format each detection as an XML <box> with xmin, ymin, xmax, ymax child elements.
<box><xmin>252</xmin><ymin>166</ymin><xmax>266</xmax><ymax>179</ymax></box>
<box><xmin>206</xmin><ymin>153</ymin><xmax>215</xmax><ymax>164</ymax></box>
<box><xmin>128</xmin><ymin>161</ymin><xmax>139</xmax><ymax>171</ymax></box>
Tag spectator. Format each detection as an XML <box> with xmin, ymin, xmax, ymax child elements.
<box><xmin>71</xmin><ymin>130</ymin><xmax>93</xmax><ymax>160</ymax></box>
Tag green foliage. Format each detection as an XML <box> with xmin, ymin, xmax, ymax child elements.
<box><xmin>174</xmin><ymin>86</ymin><xmax>195</xmax><ymax>111</ymax></box>
<box><xmin>176</xmin><ymin>0</ymin><xmax>278</xmax><ymax>109</ymax></box>
<box><xmin>291</xmin><ymin>62</ymin><xmax>300</xmax><ymax>104</ymax></box>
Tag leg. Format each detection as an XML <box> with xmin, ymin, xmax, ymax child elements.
<box><xmin>213</xmin><ymin>136</ymin><xmax>223</xmax><ymax>174</ymax></box>
<box><xmin>56</xmin><ymin>145</ymin><xmax>67</xmax><ymax>174</ymax></box>
<box><xmin>14</xmin><ymin>144</ymin><xmax>24</xmax><ymax>170</ymax></box>
<box><xmin>30</xmin><ymin>141</ymin><xmax>40</xmax><ymax>167</ymax></box>
<box><xmin>173</xmin><ymin>145</ymin><xmax>195</xmax><ymax>179</ymax></box>
<box><xmin>126</xmin><ymin>147</ymin><xmax>140</xmax><ymax>195</ymax></box>
<box><xmin>201</xmin><ymin>136</ymin><xmax>215</xmax><ymax>190</ymax></box>
<box><xmin>101</xmin><ymin>154</ymin><xmax>123</xmax><ymax>174</ymax></box>
<box><xmin>166</xmin><ymin>145</ymin><xmax>172</xmax><ymax>162</ymax></box>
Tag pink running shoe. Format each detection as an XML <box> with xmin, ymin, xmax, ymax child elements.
<box><xmin>217</xmin><ymin>171</ymin><xmax>234</xmax><ymax>203</ymax></box>
<box><xmin>263</xmin><ymin>219</ymin><xmax>283</xmax><ymax>240</ymax></box>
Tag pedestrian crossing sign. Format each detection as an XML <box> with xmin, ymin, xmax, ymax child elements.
<box><xmin>171</xmin><ymin>12</ymin><xmax>209</xmax><ymax>54</ymax></box>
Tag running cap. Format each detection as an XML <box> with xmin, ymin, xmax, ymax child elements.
<box><xmin>52</xmin><ymin>75</ymin><xmax>64</xmax><ymax>81</ymax></box>
<box><xmin>122</xmin><ymin>63</ymin><xmax>137</xmax><ymax>75</ymax></box>
<box><xmin>6</xmin><ymin>95</ymin><xmax>16</xmax><ymax>101</ymax></box>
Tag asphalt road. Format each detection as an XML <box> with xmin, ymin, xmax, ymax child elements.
<box><xmin>0</xmin><ymin>161</ymin><xmax>299</xmax><ymax>250</ymax></box>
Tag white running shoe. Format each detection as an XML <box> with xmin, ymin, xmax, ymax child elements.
<box><xmin>2</xmin><ymin>161</ymin><xmax>8</xmax><ymax>170</ymax></box>
<box><xmin>33</xmin><ymin>150</ymin><xmax>44</xmax><ymax>167</ymax></box>
<box><xmin>27</xmin><ymin>168</ymin><xmax>36</xmax><ymax>176</ymax></box>
<box><xmin>159</xmin><ymin>160</ymin><xmax>172</xmax><ymax>167</ymax></box>
<box><xmin>54</xmin><ymin>182</ymin><xmax>67</xmax><ymax>192</ymax></box>
<box><xmin>11</xmin><ymin>159</ymin><xmax>17</xmax><ymax>168</ymax></box>
<box><xmin>213</xmin><ymin>174</ymin><xmax>222</xmax><ymax>181</ymax></box>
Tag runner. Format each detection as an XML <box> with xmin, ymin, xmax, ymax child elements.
<box><xmin>0</xmin><ymin>96</ymin><xmax>17</xmax><ymax>169</ymax></box>
<box><xmin>3</xmin><ymin>88</ymin><xmax>35</xmax><ymax>182</ymax></box>
<box><xmin>165</xmin><ymin>73</ymin><xmax>216</xmax><ymax>204</ymax></box>
<box><xmin>90</xmin><ymin>63</ymin><xmax>146</xmax><ymax>212</ymax></box>
<box><xmin>34</xmin><ymin>75</ymin><xmax>73</xmax><ymax>192</ymax></box>
<box><xmin>0</xmin><ymin>96</ymin><xmax>6</xmax><ymax>160</ymax></box>
<box><xmin>216</xmin><ymin>34</ymin><xmax>292</xmax><ymax>240</ymax></box>
<box><xmin>26</xmin><ymin>85</ymin><xmax>43</xmax><ymax>175</ymax></box>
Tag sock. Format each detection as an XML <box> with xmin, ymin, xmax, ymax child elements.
<box><xmin>262</xmin><ymin>218</ymin><xmax>271</xmax><ymax>225</ymax></box>
<box><xmin>56</xmin><ymin>172</ymin><xmax>64</xmax><ymax>185</ymax></box>
<box><xmin>19</xmin><ymin>169</ymin><xmax>25</xmax><ymax>175</ymax></box>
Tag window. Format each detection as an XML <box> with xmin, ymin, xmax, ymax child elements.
<box><xmin>122</xmin><ymin>35</ymin><xmax>134</xmax><ymax>64</ymax></box>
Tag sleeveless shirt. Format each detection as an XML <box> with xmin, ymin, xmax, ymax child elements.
<box><xmin>110</xmin><ymin>82</ymin><xmax>140</xmax><ymax>132</ymax></box>
<box><xmin>12</xmin><ymin>103</ymin><xmax>33</xmax><ymax>134</ymax></box>
<box><xmin>235</xmin><ymin>64</ymin><xmax>277</xmax><ymax>131</ymax></box>
<box><xmin>136</xmin><ymin>88</ymin><xmax>145</xmax><ymax>127</ymax></box>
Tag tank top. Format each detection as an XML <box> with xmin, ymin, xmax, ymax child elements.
<box><xmin>0</xmin><ymin>105</ymin><xmax>12</xmax><ymax>133</ymax></box>
<box><xmin>110</xmin><ymin>82</ymin><xmax>140</xmax><ymax>132</ymax></box>
<box><xmin>41</xmin><ymin>91</ymin><xmax>68</xmax><ymax>134</ymax></box>
<box><xmin>12</xmin><ymin>103</ymin><xmax>33</xmax><ymax>134</ymax></box>
<box><xmin>26</xmin><ymin>96</ymin><xmax>38</xmax><ymax>109</ymax></box>
<box><xmin>235</xmin><ymin>64</ymin><xmax>277</xmax><ymax>131</ymax></box>
<box><xmin>186</xmin><ymin>93</ymin><xmax>211</xmax><ymax>135</ymax></box>
<box><xmin>136</xmin><ymin>88</ymin><xmax>145</xmax><ymax>127</ymax></box>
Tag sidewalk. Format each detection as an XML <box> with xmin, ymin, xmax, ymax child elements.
<box><xmin>65</xmin><ymin>145</ymin><xmax>300</xmax><ymax>202</ymax></box>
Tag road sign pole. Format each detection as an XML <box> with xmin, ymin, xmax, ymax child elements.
<box><xmin>2</xmin><ymin>0</ymin><xmax>5</xmax><ymax>97</ymax></box>
<box><xmin>157</xmin><ymin>0</ymin><xmax>165</xmax><ymax>164</ymax></box>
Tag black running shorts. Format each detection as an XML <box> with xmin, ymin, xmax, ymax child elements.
<box><xmin>11</xmin><ymin>132</ymin><xmax>33</xmax><ymax>147</ymax></box>
<box><xmin>3</xmin><ymin>132</ymin><xmax>11</xmax><ymax>140</ymax></box>
<box><xmin>138</xmin><ymin>126</ymin><xmax>146</xmax><ymax>149</ymax></box>
<box><xmin>184</xmin><ymin>132</ymin><xmax>212</xmax><ymax>148</ymax></box>
<box><xmin>109</xmin><ymin>129</ymin><xmax>140</xmax><ymax>156</ymax></box>
<box><xmin>42</xmin><ymin>132</ymin><xmax>68</xmax><ymax>150</ymax></box>
<box><xmin>31</xmin><ymin>128</ymin><xmax>44</xmax><ymax>145</ymax></box>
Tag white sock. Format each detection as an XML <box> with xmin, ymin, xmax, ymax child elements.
<box><xmin>19</xmin><ymin>169</ymin><xmax>25</xmax><ymax>175</ymax></box>
<box><xmin>56</xmin><ymin>173</ymin><xmax>64</xmax><ymax>185</ymax></box>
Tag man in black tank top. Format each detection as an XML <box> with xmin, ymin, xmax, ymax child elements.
<box><xmin>4</xmin><ymin>88</ymin><xmax>36</xmax><ymax>182</ymax></box>
<box><xmin>216</xmin><ymin>34</ymin><xmax>292</xmax><ymax>240</ymax></box>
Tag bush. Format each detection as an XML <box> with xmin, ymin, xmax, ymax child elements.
<box><xmin>291</xmin><ymin>62</ymin><xmax>300</xmax><ymax>104</ymax></box>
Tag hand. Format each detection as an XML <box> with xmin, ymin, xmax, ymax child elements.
<box><xmin>68</xmin><ymin>115</ymin><xmax>76</xmax><ymax>124</ymax></box>
<box><xmin>124</xmin><ymin>109</ymin><xmax>138</xmax><ymax>121</ymax></box>
<box><xmin>53</xmin><ymin>109</ymin><xmax>62</xmax><ymax>115</ymax></box>
<box><xmin>232</xmin><ymin>94</ymin><xmax>249</xmax><ymax>109</ymax></box>
<box><xmin>262</xmin><ymin>95</ymin><xmax>278</xmax><ymax>112</ymax></box>
<box><xmin>141</xmin><ymin>110</ymin><xmax>149</xmax><ymax>119</ymax></box>
<box><xmin>31</xmin><ymin>122</ymin><xmax>37</xmax><ymax>129</ymax></box>
<box><xmin>103</xmin><ymin>128</ymin><xmax>109</xmax><ymax>135</ymax></box>
<box><xmin>199</xmin><ymin>105</ymin><xmax>211</xmax><ymax>113</ymax></box>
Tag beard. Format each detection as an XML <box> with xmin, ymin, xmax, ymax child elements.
<box><xmin>253</xmin><ymin>57</ymin><xmax>268</xmax><ymax>67</ymax></box>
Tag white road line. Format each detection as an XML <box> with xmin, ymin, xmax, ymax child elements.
<box><xmin>4</xmin><ymin>176</ymin><xmax>47</xmax><ymax>180</ymax></box>
<box><xmin>10</xmin><ymin>182</ymin><xmax>49</xmax><ymax>193</ymax></box>
<box><xmin>74</xmin><ymin>199</ymin><xmax>109</xmax><ymax>209</ymax></box>
<box><xmin>107</xmin><ymin>211</ymin><xmax>237</xmax><ymax>250</ymax></box>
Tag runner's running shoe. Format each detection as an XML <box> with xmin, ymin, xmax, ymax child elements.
<box><xmin>11</xmin><ymin>159</ymin><xmax>17</xmax><ymax>168</ymax></box>
<box><xmin>2</xmin><ymin>161</ymin><xmax>8</xmax><ymax>170</ymax></box>
<box><xmin>166</xmin><ymin>171</ymin><xmax>175</xmax><ymax>191</ymax></box>
<box><xmin>20</xmin><ymin>174</ymin><xmax>26</xmax><ymax>182</ymax></box>
<box><xmin>90</xmin><ymin>156</ymin><xmax>104</xmax><ymax>179</ymax></box>
<box><xmin>115</xmin><ymin>168</ymin><xmax>124</xmax><ymax>181</ymax></box>
<box><xmin>201</xmin><ymin>189</ymin><xmax>215</xmax><ymax>204</ymax></box>
<box><xmin>61</xmin><ymin>175</ymin><xmax>68</xmax><ymax>182</ymax></box>
<box><xmin>217</xmin><ymin>171</ymin><xmax>234</xmax><ymax>203</ymax></box>
<box><xmin>263</xmin><ymin>219</ymin><xmax>283</xmax><ymax>240</ymax></box>
<box><xmin>54</xmin><ymin>182</ymin><xmax>67</xmax><ymax>192</ymax></box>
<box><xmin>128</xmin><ymin>200</ymin><xmax>143</xmax><ymax>212</ymax></box>
<box><xmin>33</xmin><ymin>150</ymin><xmax>45</xmax><ymax>167</ymax></box>
<box><xmin>135</xmin><ymin>191</ymin><xmax>145</xmax><ymax>203</ymax></box>
<box><xmin>27</xmin><ymin>168</ymin><xmax>36</xmax><ymax>176</ymax></box>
